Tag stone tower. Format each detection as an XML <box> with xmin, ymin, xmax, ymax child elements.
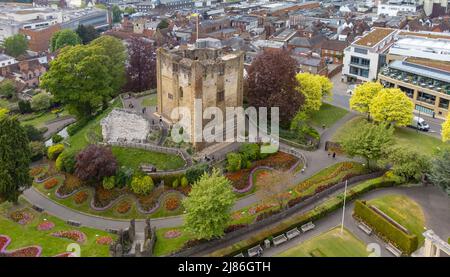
<box><xmin>156</xmin><ymin>39</ymin><xmax>244</xmax><ymax>150</ymax></box>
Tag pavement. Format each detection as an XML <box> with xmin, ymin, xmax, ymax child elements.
<box><xmin>43</xmin><ymin>116</ymin><xmax>76</xmax><ymax>140</ymax></box>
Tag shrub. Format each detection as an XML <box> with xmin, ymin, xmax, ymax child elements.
<box><xmin>239</xmin><ymin>143</ymin><xmax>260</xmax><ymax>161</ymax></box>
<box><xmin>24</xmin><ymin>125</ymin><xmax>43</xmax><ymax>141</ymax></box>
<box><xmin>31</xmin><ymin>92</ymin><xmax>53</xmax><ymax>111</ymax></box>
<box><xmin>55</xmin><ymin>150</ymin><xmax>77</xmax><ymax>174</ymax></box>
<box><xmin>18</xmin><ymin>100</ymin><xmax>32</xmax><ymax>114</ymax></box>
<box><xmin>226</xmin><ymin>152</ymin><xmax>242</xmax><ymax>172</ymax></box>
<box><xmin>116</xmin><ymin>200</ymin><xmax>131</xmax><ymax>214</ymax></box>
<box><xmin>180</xmin><ymin>176</ymin><xmax>188</xmax><ymax>188</ymax></box>
<box><xmin>130</xmin><ymin>175</ymin><xmax>154</xmax><ymax>195</ymax></box>
<box><xmin>115</xmin><ymin>166</ymin><xmax>133</xmax><ymax>188</ymax></box>
<box><xmin>74</xmin><ymin>191</ymin><xmax>88</xmax><ymax>204</ymax></box>
<box><xmin>29</xmin><ymin>141</ymin><xmax>45</xmax><ymax>162</ymax></box>
<box><xmin>57</xmin><ymin>174</ymin><xmax>82</xmax><ymax>196</ymax></box>
<box><xmin>47</xmin><ymin>144</ymin><xmax>65</xmax><ymax>160</ymax></box>
<box><xmin>354</xmin><ymin>200</ymin><xmax>418</xmax><ymax>255</ymax></box>
<box><xmin>52</xmin><ymin>134</ymin><xmax>63</xmax><ymax>144</ymax></box>
<box><xmin>102</xmin><ymin>176</ymin><xmax>115</xmax><ymax>190</ymax></box>
<box><xmin>185</xmin><ymin>163</ymin><xmax>209</xmax><ymax>184</ymax></box>
<box><xmin>44</xmin><ymin>178</ymin><xmax>59</xmax><ymax>190</ymax></box>
<box><xmin>172</xmin><ymin>178</ymin><xmax>179</xmax><ymax>189</ymax></box>
<box><xmin>75</xmin><ymin>145</ymin><xmax>117</xmax><ymax>182</ymax></box>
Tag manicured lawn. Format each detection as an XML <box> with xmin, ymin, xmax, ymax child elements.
<box><xmin>111</xmin><ymin>146</ymin><xmax>185</xmax><ymax>171</ymax></box>
<box><xmin>140</xmin><ymin>94</ymin><xmax>157</xmax><ymax>107</ymax></box>
<box><xmin>332</xmin><ymin>116</ymin><xmax>449</xmax><ymax>156</ymax></box>
<box><xmin>368</xmin><ymin>194</ymin><xmax>426</xmax><ymax>245</ymax></box>
<box><xmin>20</xmin><ymin>110</ymin><xmax>69</xmax><ymax>128</ymax></box>
<box><xmin>0</xmin><ymin>199</ymin><xmax>115</xmax><ymax>257</ymax></box>
<box><xmin>277</xmin><ymin>227</ymin><xmax>369</xmax><ymax>257</ymax></box>
<box><xmin>154</xmin><ymin>227</ymin><xmax>191</xmax><ymax>256</ymax></box>
<box><xmin>308</xmin><ymin>103</ymin><xmax>348</xmax><ymax>128</ymax></box>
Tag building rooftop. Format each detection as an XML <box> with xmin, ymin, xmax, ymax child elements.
<box><xmin>389</xmin><ymin>59</ymin><xmax>450</xmax><ymax>83</ymax></box>
<box><xmin>354</xmin><ymin>27</ymin><xmax>395</xmax><ymax>47</ymax></box>
<box><xmin>398</xmin><ymin>31</ymin><xmax>450</xmax><ymax>40</ymax></box>
<box><xmin>406</xmin><ymin>58</ymin><xmax>450</xmax><ymax>74</ymax></box>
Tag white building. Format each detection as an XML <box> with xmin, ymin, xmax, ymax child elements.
<box><xmin>377</xmin><ymin>0</ymin><xmax>418</xmax><ymax>16</ymax></box>
<box><xmin>342</xmin><ymin>27</ymin><xmax>398</xmax><ymax>82</ymax></box>
<box><xmin>0</xmin><ymin>54</ymin><xmax>17</xmax><ymax>68</ymax></box>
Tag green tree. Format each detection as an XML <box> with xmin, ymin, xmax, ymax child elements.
<box><xmin>130</xmin><ymin>175</ymin><xmax>154</xmax><ymax>195</ymax></box>
<box><xmin>30</xmin><ymin>92</ymin><xmax>53</xmax><ymax>111</ymax></box>
<box><xmin>0</xmin><ymin>80</ymin><xmax>17</xmax><ymax>99</ymax></box>
<box><xmin>183</xmin><ymin>168</ymin><xmax>236</xmax><ymax>239</ymax></box>
<box><xmin>50</xmin><ymin>29</ymin><xmax>81</xmax><ymax>52</ymax></box>
<box><xmin>2</xmin><ymin>34</ymin><xmax>27</xmax><ymax>57</ymax></box>
<box><xmin>239</xmin><ymin>143</ymin><xmax>260</xmax><ymax>161</ymax></box>
<box><xmin>157</xmin><ymin>19</ymin><xmax>169</xmax><ymax>29</ymax></box>
<box><xmin>379</xmin><ymin>146</ymin><xmax>430</xmax><ymax>182</ymax></box>
<box><xmin>295</xmin><ymin>73</ymin><xmax>333</xmax><ymax>113</ymax></box>
<box><xmin>0</xmin><ymin>115</ymin><xmax>32</xmax><ymax>202</ymax></box>
<box><xmin>102</xmin><ymin>176</ymin><xmax>116</xmax><ymax>190</ymax></box>
<box><xmin>369</xmin><ymin>88</ymin><xmax>414</xmax><ymax>126</ymax></box>
<box><xmin>340</xmin><ymin>121</ymin><xmax>394</xmax><ymax>169</ymax></box>
<box><xmin>76</xmin><ymin>24</ymin><xmax>99</xmax><ymax>44</ymax></box>
<box><xmin>123</xmin><ymin>7</ymin><xmax>136</xmax><ymax>14</ymax></box>
<box><xmin>112</xmin><ymin>5</ymin><xmax>122</xmax><ymax>23</ymax></box>
<box><xmin>90</xmin><ymin>36</ymin><xmax>126</xmax><ymax>97</ymax></box>
<box><xmin>23</xmin><ymin>125</ymin><xmax>43</xmax><ymax>141</ymax></box>
<box><xmin>428</xmin><ymin>149</ymin><xmax>450</xmax><ymax>195</ymax></box>
<box><xmin>226</xmin><ymin>152</ymin><xmax>242</xmax><ymax>172</ymax></box>
<box><xmin>442</xmin><ymin>114</ymin><xmax>450</xmax><ymax>142</ymax></box>
<box><xmin>349</xmin><ymin>82</ymin><xmax>383</xmax><ymax>119</ymax></box>
<box><xmin>40</xmin><ymin>45</ymin><xmax>113</xmax><ymax>118</ymax></box>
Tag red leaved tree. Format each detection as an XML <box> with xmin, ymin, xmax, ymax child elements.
<box><xmin>246</xmin><ymin>49</ymin><xmax>304</xmax><ymax>126</ymax></box>
<box><xmin>125</xmin><ymin>37</ymin><xmax>157</xmax><ymax>92</ymax></box>
<box><xmin>75</xmin><ymin>145</ymin><xmax>118</xmax><ymax>183</ymax></box>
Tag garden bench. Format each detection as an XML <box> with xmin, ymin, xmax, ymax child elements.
<box><xmin>248</xmin><ymin>245</ymin><xmax>263</xmax><ymax>257</ymax></box>
<box><xmin>67</xmin><ymin>220</ymin><xmax>81</xmax><ymax>227</ymax></box>
<box><xmin>286</xmin><ymin>228</ymin><xmax>301</xmax><ymax>240</ymax></box>
<box><xmin>106</xmin><ymin>228</ymin><xmax>120</xmax><ymax>235</ymax></box>
<box><xmin>32</xmin><ymin>205</ymin><xmax>44</xmax><ymax>213</ymax></box>
<box><xmin>273</xmin><ymin>234</ymin><xmax>288</xmax><ymax>246</ymax></box>
<box><xmin>386</xmin><ymin>243</ymin><xmax>402</xmax><ymax>257</ymax></box>
<box><xmin>234</xmin><ymin>253</ymin><xmax>244</xmax><ymax>257</ymax></box>
<box><xmin>357</xmin><ymin>222</ymin><xmax>373</xmax><ymax>235</ymax></box>
<box><xmin>300</xmin><ymin>222</ymin><xmax>315</xmax><ymax>233</ymax></box>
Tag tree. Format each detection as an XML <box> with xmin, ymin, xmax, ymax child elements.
<box><xmin>226</xmin><ymin>152</ymin><xmax>242</xmax><ymax>172</ymax></box>
<box><xmin>29</xmin><ymin>141</ymin><xmax>45</xmax><ymax>162</ymax></box>
<box><xmin>130</xmin><ymin>175</ymin><xmax>154</xmax><ymax>195</ymax></box>
<box><xmin>340</xmin><ymin>121</ymin><xmax>394</xmax><ymax>169</ymax></box>
<box><xmin>90</xmin><ymin>36</ymin><xmax>126</xmax><ymax>96</ymax></box>
<box><xmin>23</xmin><ymin>125</ymin><xmax>43</xmax><ymax>141</ymax></box>
<box><xmin>2</xmin><ymin>34</ymin><xmax>27</xmax><ymax>57</ymax></box>
<box><xmin>428</xmin><ymin>149</ymin><xmax>450</xmax><ymax>195</ymax></box>
<box><xmin>247</xmin><ymin>50</ymin><xmax>304</xmax><ymax>125</ymax></box>
<box><xmin>295</xmin><ymin>73</ymin><xmax>333</xmax><ymax>113</ymax></box>
<box><xmin>75</xmin><ymin>145</ymin><xmax>118</xmax><ymax>183</ymax></box>
<box><xmin>0</xmin><ymin>108</ymin><xmax>8</xmax><ymax>117</ymax></box>
<box><xmin>183</xmin><ymin>168</ymin><xmax>236</xmax><ymax>240</ymax></box>
<box><xmin>157</xmin><ymin>19</ymin><xmax>169</xmax><ymax>29</ymax></box>
<box><xmin>112</xmin><ymin>5</ymin><xmax>122</xmax><ymax>23</ymax></box>
<box><xmin>185</xmin><ymin>163</ymin><xmax>209</xmax><ymax>184</ymax></box>
<box><xmin>50</xmin><ymin>29</ymin><xmax>81</xmax><ymax>52</ymax></box>
<box><xmin>349</xmin><ymin>82</ymin><xmax>383</xmax><ymax>119</ymax></box>
<box><xmin>102</xmin><ymin>176</ymin><xmax>115</xmax><ymax>190</ymax></box>
<box><xmin>76</xmin><ymin>24</ymin><xmax>99</xmax><ymax>44</ymax></box>
<box><xmin>123</xmin><ymin>7</ymin><xmax>136</xmax><ymax>14</ymax></box>
<box><xmin>30</xmin><ymin>92</ymin><xmax>53</xmax><ymax>111</ymax></box>
<box><xmin>0</xmin><ymin>80</ymin><xmax>16</xmax><ymax>99</ymax></box>
<box><xmin>40</xmin><ymin>45</ymin><xmax>113</xmax><ymax>118</ymax></box>
<box><xmin>369</xmin><ymin>88</ymin><xmax>414</xmax><ymax>126</ymax></box>
<box><xmin>442</xmin><ymin>114</ymin><xmax>450</xmax><ymax>142</ymax></box>
<box><xmin>239</xmin><ymin>143</ymin><xmax>260</xmax><ymax>161</ymax></box>
<box><xmin>18</xmin><ymin>100</ymin><xmax>32</xmax><ymax>114</ymax></box>
<box><xmin>256</xmin><ymin>170</ymin><xmax>294</xmax><ymax>210</ymax></box>
<box><xmin>125</xmin><ymin>37</ymin><xmax>156</xmax><ymax>92</ymax></box>
<box><xmin>379</xmin><ymin>146</ymin><xmax>430</xmax><ymax>182</ymax></box>
<box><xmin>0</xmin><ymin>115</ymin><xmax>32</xmax><ymax>202</ymax></box>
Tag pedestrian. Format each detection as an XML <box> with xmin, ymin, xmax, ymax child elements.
<box><xmin>152</xmin><ymin>119</ymin><xmax>155</xmax><ymax>125</ymax></box>
<box><xmin>332</xmin><ymin>152</ymin><xmax>336</xmax><ymax>159</ymax></box>
<box><xmin>142</xmin><ymin>107</ymin><xmax>146</xmax><ymax>114</ymax></box>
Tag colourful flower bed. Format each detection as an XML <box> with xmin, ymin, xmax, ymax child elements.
<box><xmin>56</xmin><ymin>174</ymin><xmax>82</xmax><ymax>196</ymax></box>
<box><xmin>116</xmin><ymin>200</ymin><xmax>131</xmax><ymax>214</ymax></box>
<box><xmin>37</xmin><ymin>221</ymin><xmax>55</xmax><ymax>231</ymax></box>
<box><xmin>0</xmin><ymin>235</ymin><xmax>10</xmax><ymax>252</ymax></box>
<box><xmin>30</xmin><ymin>167</ymin><xmax>44</xmax><ymax>177</ymax></box>
<box><xmin>74</xmin><ymin>191</ymin><xmax>88</xmax><ymax>204</ymax></box>
<box><xmin>94</xmin><ymin>186</ymin><xmax>121</xmax><ymax>208</ymax></box>
<box><xmin>52</xmin><ymin>230</ymin><xmax>87</xmax><ymax>243</ymax></box>
<box><xmin>8</xmin><ymin>246</ymin><xmax>42</xmax><ymax>257</ymax></box>
<box><xmin>165</xmin><ymin>196</ymin><xmax>180</xmax><ymax>211</ymax></box>
<box><xmin>9</xmin><ymin>209</ymin><xmax>34</xmax><ymax>225</ymax></box>
<box><xmin>44</xmin><ymin>178</ymin><xmax>59</xmax><ymax>190</ymax></box>
<box><xmin>253</xmin><ymin>152</ymin><xmax>298</xmax><ymax>171</ymax></box>
<box><xmin>164</xmin><ymin>230</ymin><xmax>182</xmax><ymax>239</ymax></box>
<box><xmin>96</xmin><ymin>236</ymin><xmax>113</xmax><ymax>245</ymax></box>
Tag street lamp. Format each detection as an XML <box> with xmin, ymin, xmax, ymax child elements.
<box><xmin>340</xmin><ymin>180</ymin><xmax>348</xmax><ymax>235</ymax></box>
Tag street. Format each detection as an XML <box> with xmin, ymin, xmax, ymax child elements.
<box><xmin>329</xmin><ymin>73</ymin><xmax>444</xmax><ymax>139</ymax></box>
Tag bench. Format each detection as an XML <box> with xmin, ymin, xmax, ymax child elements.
<box><xmin>300</xmin><ymin>222</ymin><xmax>315</xmax><ymax>233</ymax></box>
<box><xmin>66</xmin><ymin>220</ymin><xmax>81</xmax><ymax>227</ymax></box>
<box><xmin>286</xmin><ymin>228</ymin><xmax>301</xmax><ymax>240</ymax></box>
<box><xmin>248</xmin><ymin>245</ymin><xmax>263</xmax><ymax>257</ymax></box>
<box><xmin>358</xmin><ymin>222</ymin><xmax>373</xmax><ymax>235</ymax></box>
<box><xmin>234</xmin><ymin>253</ymin><xmax>244</xmax><ymax>257</ymax></box>
<box><xmin>273</xmin><ymin>234</ymin><xmax>288</xmax><ymax>246</ymax></box>
<box><xmin>32</xmin><ymin>205</ymin><xmax>44</xmax><ymax>213</ymax></box>
<box><xmin>106</xmin><ymin>228</ymin><xmax>121</xmax><ymax>235</ymax></box>
<box><xmin>386</xmin><ymin>243</ymin><xmax>402</xmax><ymax>257</ymax></box>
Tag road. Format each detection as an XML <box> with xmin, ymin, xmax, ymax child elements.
<box><xmin>329</xmin><ymin>73</ymin><xmax>443</xmax><ymax>139</ymax></box>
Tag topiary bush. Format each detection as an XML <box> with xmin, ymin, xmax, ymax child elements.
<box><xmin>47</xmin><ymin>144</ymin><xmax>65</xmax><ymax>160</ymax></box>
<box><xmin>55</xmin><ymin>150</ymin><xmax>77</xmax><ymax>173</ymax></box>
<box><xmin>239</xmin><ymin>143</ymin><xmax>260</xmax><ymax>161</ymax></box>
<box><xmin>180</xmin><ymin>176</ymin><xmax>188</xmax><ymax>188</ymax></box>
<box><xmin>102</xmin><ymin>176</ymin><xmax>115</xmax><ymax>190</ymax></box>
<box><xmin>52</xmin><ymin>134</ymin><xmax>63</xmax><ymax>144</ymax></box>
<box><xmin>172</xmin><ymin>178</ymin><xmax>179</xmax><ymax>189</ymax></box>
<box><xmin>130</xmin><ymin>175</ymin><xmax>154</xmax><ymax>195</ymax></box>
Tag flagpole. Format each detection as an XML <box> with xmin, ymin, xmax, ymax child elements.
<box><xmin>340</xmin><ymin>180</ymin><xmax>348</xmax><ymax>235</ymax></box>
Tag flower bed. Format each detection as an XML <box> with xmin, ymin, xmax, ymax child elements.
<box><xmin>165</xmin><ymin>196</ymin><xmax>180</xmax><ymax>211</ymax></box>
<box><xmin>225</xmin><ymin>168</ymin><xmax>251</xmax><ymax>191</ymax></box>
<box><xmin>44</xmin><ymin>178</ymin><xmax>59</xmax><ymax>190</ymax></box>
<box><xmin>74</xmin><ymin>191</ymin><xmax>89</xmax><ymax>204</ymax></box>
<box><xmin>37</xmin><ymin>221</ymin><xmax>55</xmax><ymax>231</ymax></box>
<box><xmin>116</xmin><ymin>200</ymin><xmax>131</xmax><ymax>214</ymax></box>
<box><xmin>0</xmin><ymin>235</ymin><xmax>11</xmax><ymax>252</ymax></box>
<box><xmin>164</xmin><ymin>230</ymin><xmax>182</xmax><ymax>239</ymax></box>
<box><xmin>53</xmin><ymin>252</ymin><xmax>76</xmax><ymax>257</ymax></box>
<box><xmin>96</xmin><ymin>236</ymin><xmax>113</xmax><ymax>245</ymax></box>
<box><xmin>52</xmin><ymin>230</ymin><xmax>87</xmax><ymax>243</ymax></box>
<box><xmin>56</xmin><ymin>174</ymin><xmax>82</xmax><ymax>196</ymax></box>
<box><xmin>93</xmin><ymin>186</ymin><xmax>121</xmax><ymax>208</ymax></box>
<box><xmin>30</xmin><ymin>167</ymin><xmax>45</xmax><ymax>177</ymax></box>
<box><xmin>253</xmin><ymin>152</ymin><xmax>298</xmax><ymax>171</ymax></box>
<box><xmin>8</xmin><ymin>246</ymin><xmax>42</xmax><ymax>257</ymax></box>
<box><xmin>138</xmin><ymin>186</ymin><xmax>164</xmax><ymax>212</ymax></box>
<box><xmin>10</xmin><ymin>209</ymin><xmax>34</xmax><ymax>225</ymax></box>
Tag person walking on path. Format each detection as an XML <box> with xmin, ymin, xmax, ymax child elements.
<box><xmin>332</xmin><ymin>152</ymin><xmax>336</xmax><ymax>159</ymax></box>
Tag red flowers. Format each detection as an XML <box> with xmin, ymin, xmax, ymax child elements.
<box><xmin>164</xmin><ymin>230</ymin><xmax>182</xmax><ymax>239</ymax></box>
<box><xmin>52</xmin><ymin>230</ymin><xmax>87</xmax><ymax>243</ymax></box>
<box><xmin>74</xmin><ymin>191</ymin><xmax>88</xmax><ymax>204</ymax></box>
<box><xmin>44</xmin><ymin>178</ymin><xmax>59</xmax><ymax>190</ymax></box>
<box><xmin>165</xmin><ymin>196</ymin><xmax>180</xmax><ymax>211</ymax></box>
<box><xmin>96</xmin><ymin>236</ymin><xmax>113</xmax><ymax>245</ymax></box>
<box><xmin>37</xmin><ymin>221</ymin><xmax>55</xmax><ymax>231</ymax></box>
<box><xmin>116</xmin><ymin>200</ymin><xmax>131</xmax><ymax>214</ymax></box>
<box><xmin>9</xmin><ymin>209</ymin><xmax>34</xmax><ymax>225</ymax></box>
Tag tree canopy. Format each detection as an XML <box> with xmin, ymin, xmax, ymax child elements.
<box><xmin>428</xmin><ymin>149</ymin><xmax>450</xmax><ymax>195</ymax></box>
<box><xmin>125</xmin><ymin>37</ymin><xmax>156</xmax><ymax>92</ymax></box>
<box><xmin>76</xmin><ymin>24</ymin><xmax>99</xmax><ymax>44</ymax></box>
<box><xmin>30</xmin><ymin>92</ymin><xmax>53</xmax><ymax>111</ymax></box>
<box><xmin>50</xmin><ymin>29</ymin><xmax>81</xmax><ymax>52</ymax></box>
<box><xmin>0</xmin><ymin>114</ymin><xmax>32</xmax><ymax>202</ymax></box>
<box><xmin>442</xmin><ymin>114</ymin><xmax>450</xmax><ymax>142</ymax></box>
<box><xmin>379</xmin><ymin>146</ymin><xmax>430</xmax><ymax>182</ymax></box>
<box><xmin>75</xmin><ymin>145</ymin><xmax>118</xmax><ymax>183</ymax></box>
<box><xmin>295</xmin><ymin>73</ymin><xmax>333</xmax><ymax>114</ymax></box>
<box><xmin>349</xmin><ymin>82</ymin><xmax>383</xmax><ymax>116</ymax></box>
<box><xmin>369</xmin><ymin>88</ymin><xmax>414</xmax><ymax>126</ymax></box>
<box><xmin>2</xmin><ymin>34</ymin><xmax>28</xmax><ymax>57</ymax></box>
<box><xmin>0</xmin><ymin>80</ymin><xmax>17</xmax><ymax>99</ymax></box>
<box><xmin>183</xmin><ymin>168</ymin><xmax>236</xmax><ymax>240</ymax></box>
<box><xmin>112</xmin><ymin>5</ymin><xmax>122</xmax><ymax>23</ymax></box>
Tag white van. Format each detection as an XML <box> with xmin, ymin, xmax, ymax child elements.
<box><xmin>409</xmin><ymin>116</ymin><xmax>430</xmax><ymax>132</ymax></box>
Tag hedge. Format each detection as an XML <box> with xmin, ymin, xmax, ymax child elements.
<box><xmin>208</xmin><ymin>176</ymin><xmax>398</xmax><ymax>257</ymax></box>
<box><xmin>354</xmin><ymin>200</ymin><xmax>418</xmax><ymax>255</ymax></box>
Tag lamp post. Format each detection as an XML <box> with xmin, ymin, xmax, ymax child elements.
<box><xmin>340</xmin><ymin>180</ymin><xmax>348</xmax><ymax>235</ymax></box>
